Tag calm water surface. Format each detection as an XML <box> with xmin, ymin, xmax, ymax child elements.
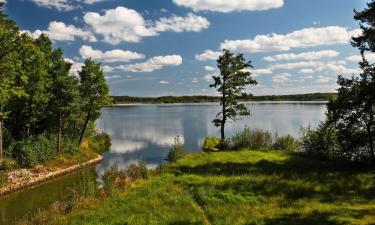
<box><xmin>0</xmin><ymin>102</ymin><xmax>327</xmax><ymax>224</ymax></box>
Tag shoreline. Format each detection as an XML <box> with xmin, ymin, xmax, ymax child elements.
<box><xmin>109</xmin><ymin>100</ymin><xmax>329</xmax><ymax>106</ymax></box>
<box><xmin>0</xmin><ymin>154</ymin><xmax>103</xmax><ymax>197</ymax></box>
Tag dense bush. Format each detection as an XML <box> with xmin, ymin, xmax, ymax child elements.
<box><xmin>102</xmin><ymin>166</ymin><xmax>127</xmax><ymax>193</ymax></box>
<box><xmin>273</xmin><ymin>135</ymin><xmax>300</xmax><ymax>152</ymax></box>
<box><xmin>231</xmin><ymin>127</ymin><xmax>273</xmax><ymax>150</ymax></box>
<box><xmin>203</xmin><ymin>137</ymin><xmax>221</xmax><ymax>151</ymax></box>
<box><xmin>87</xmin><ymin>133</ymin><xmax>111</xmax><ymax>154</ymax></box>
<box><xmin>166</xmin><ymin>136</ymin><xmax>185</xmax><ymax>162</ymax></box>
<box><xmin>9</xmin><ymin>134</ymin><xmax>56</xmax><ymax>168</ymax></box>
<box><xmin>300</xmin><ymin>124</ymin><xmax>340</xmax><ymax>160</ymax></box>
<box><xmin>102</xmin><ymin>162</ymin><xmax>148</xmax><ymax>193</ymax></box>
<box><xmin>0</xmin><ymin>158</ymin><xmax>17</xmax><ymax>171</ymax></box>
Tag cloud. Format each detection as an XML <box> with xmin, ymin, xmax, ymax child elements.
<box><xmin>346</xmin><ymin>53</ymin><xmax>375</xmax><ymax>63</ymax></box>
<box><xmin>204</xmin><ymin>66</ymin><xmax>216</xmax><ymax>71</ymax></box>
<box><xmin>195</xmin><ymin>50</ymin><xmax>221</xmax><ymax>61</ymax></box>
<box><xmin>272</xmin><ymin>73</ymin><xmax>291</xmax><ymax>83</ymax></box>
<box><xmin>203</xmin><ymin>74</ymin><xmax>214</xmax><ymax>81</ymax></box>
<box><xmin>172</xmin><ymin>0</ymin><xmax>284</xmax><ymax>12</ymax></box>
<box><xmin>270</xmin><ymin>60</ymin><xmax>360</xmax><ymax>75</ymax></box>
<box><xmin>83</xmin><ymin>7</ymin><xmax>209</xmax><ymax>45</ymax></box>
<box><xmin>116</xmin><ymin>55</ymin><xmax>183</xmax><ymax>73</ymax></box>
<box><xmin>30</xmin><ymin>0</ymin><xmax>76</xmax><ymax>11</ymax></box>
<box><xmin>299</xmin><ymin>68</ymin><xmax>314</xmax><ymax>74</ymax></box>
<box><xmin>264</xmin><ymin>50</ymin><xmax>340</xmax><ymax>62</ymax></box>
<box><xmin>84</xmin><ymin>7</ymin><xmax>157</xmax><ymax>45</ymax></box>
<box><xmin>0</xmin><ymin>0</ymin><xmax>6</xmax><ymax>3</ymax></box>
<box><xmin>153</xmin><ymin>13</ymin><xmax>210</xmax><ymax>33</ymax></box>
<box><xmin>24</xmin><ymin>21</ymin><xmax>97</xmax><ymax>42</ymax></box>
<box><xmin>316</xmin><ymin>75</ymin><xmax>331</xmax><ymax>83</ymax></box>
<box><xmin>82</xmin><ymin>0</ymin><xmax>106</xmax><ymax>4</ymax></box>
<box><xmin>249</xmin><ymin>68</ymin><xmax>273</xmax><ymax>76</ymax></box>
<box><xmin>65</xmin><ymin>58</ymin><xmax>84</xmax><ymax>75</ymax></box>
<box><xmin>220</xmin><ymin>26</ymin><xmax>360</xmax><ymax>53</ymax></box>
<box><xmin>79</xmin><ymin>45</ymin><xmax>145</xmax><ymax>63</ymax></box>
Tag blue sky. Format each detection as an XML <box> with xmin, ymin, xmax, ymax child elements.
<box><xmin>3</xmin><ymin>0</ymin><xmax>371</xmax><ymax>96</ymax></box>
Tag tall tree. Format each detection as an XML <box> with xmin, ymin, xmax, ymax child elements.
<box><xmin>50</xmin><ymin>49</ymin><xmax>79</xmax><ymax>154</ymax></box>
<box><xmin>0</xmin><ymin>3</ymin><xmax>23</xmax><ymax>160</ymax></box>
<box><xmin>78</xmin><ymin>59</ymin><xmax>111</xmax><ymax>145</ymax></box>
<box><xmin>327</xmin><ymin>0</ymin><xmax>375</xmax><ymax>162</ymax></box>
<box><xmin>210</xmin><ymin>49</ymin><xmax>257</xmax><ymax>140</ymax></box>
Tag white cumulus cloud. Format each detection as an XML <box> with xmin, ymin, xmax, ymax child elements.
<box><xmin>272</xmin><ymin>73</ymin><xmax>291</xmax><ymax>83</ymax></box>
<box><xmin>79</xmin><ymin>45</ymin><xmax>145</xmax><ymax>63</ymax></box>
<box><xmin>195</xmin><ymin>50</ymin><xmax>222</xmax><ymax>61</ymax></box>
<box><xmin>24</xmin><ymin>21</ymin><xmax>97</xmax><ymax>42</ymax></box>
<box><xmin>172</xmin><ymin>0</ymin><xmax>284</xmax><ymax>13</ymax></box>
<box><xmin>116</xmin><ymin>55</ymin><xmax>183</xmax><ymax>73</ymax></box>
<box><xmin>153</xmin><ymin>13</ymin><xmax>210</xmax><ymax>33</ymax></box>
<box><xmin>30</xmin><ymin>0</ymin><xmax>76</xmax><ymax>11</ymax></box>
<box><xmin>264</xmin><ymin>50</ymin><xmax>340</xmax><ymax>62</ymax></box>
<box><xmin>220</xmin><ymin>26</ymin><xmax>360</xmax><ymax>53</ymax></box>
<box><xmin>84</xmin><ymin>7</ymin><xmax>157</xmax><ymax>45</ymax></box>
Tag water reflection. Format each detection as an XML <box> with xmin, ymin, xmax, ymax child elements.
<box><xmin>96</xmin><ymin>102</ymin><xmax>327</xmax><ymax>174</ymax></box>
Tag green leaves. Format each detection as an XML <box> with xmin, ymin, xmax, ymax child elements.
<box><xmin>209</xmin><ymin>49</ymin><xmax>257</xmax><ymax>139</ymax></box>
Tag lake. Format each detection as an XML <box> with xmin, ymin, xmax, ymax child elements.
<box><xmin>0</xmin><ymin>102</ymin><xmax>327</xmax><ymax>224</ymax></box>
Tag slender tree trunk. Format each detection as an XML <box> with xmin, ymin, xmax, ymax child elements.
<box><xmin>56</xmin><ymin>110</ymin><xmax>62</xmax><ymax>154</ymax></box>
<box><xmin>79</xmin><ymin>108</ymin><xmax>91</xmax><ymax>145</ymax></box>
<box><xmin>221</xmin><ymin>78</ymin><xmax>226</xmax><ymax>140</ymax></box>
<box><xmin>0</xmin><ymin>119</ymin><xmax>3</xmax><ymax>161</ymax></box>
<box><xmin>367</xmin><ymin>125</ymin><xmax>375</xmax><ymax>163</ymax></box>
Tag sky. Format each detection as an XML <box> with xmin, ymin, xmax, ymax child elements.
<box><xmin>2</xmin><ymin>0</ymin><xmax>372</xmax><ymax>96</ymax></box>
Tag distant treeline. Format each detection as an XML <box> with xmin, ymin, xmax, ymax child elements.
<box><xmin>112</xmin><ymin>93</ymin><xmax>337</xmax><ymax>104</ymax></box>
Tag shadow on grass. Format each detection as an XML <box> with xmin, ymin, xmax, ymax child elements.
<box><xmin>262</xmin><ymin>212</ymin><xmax>345</xmax><ymax>225</ymax></box>
<box><xmin>171</xmin><ymin>154</ymin><xmax>375</xmax><ymax>201</ymax></box>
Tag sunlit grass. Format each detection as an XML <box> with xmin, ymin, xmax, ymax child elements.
<box><xmin>49</xmin><ymin>150</ymin><xmax>375</xmax><ymax>225</ymax></box>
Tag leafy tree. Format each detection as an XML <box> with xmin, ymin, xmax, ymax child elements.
<box><xmin>209</xmin><ymin>49</ymin><xmax>257</xmax><ymax>140</ymax></box>
<box><xmin>50</xmin><ymin>50</ymin><xmax>79</xmax><ymax>154</ymax></box>
<box><xmin>327</xmin><ymin>0</ymin><xmax>375</xmax><ymax>162</ymax></box>
<box><xmin>0</xmin><ymin>3</ymin><xmax>23</xmax><ymax>160</ymax></box>
<box><xmin>78</xmin><ymin>59</ymin><xmax>111</xmax><ymax>144</ymax></box>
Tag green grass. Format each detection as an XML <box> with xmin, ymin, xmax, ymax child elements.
<box><xmin>56</xmin><ymin>150</ymin><xmax>375</xmax><ymax>225</ymax></box>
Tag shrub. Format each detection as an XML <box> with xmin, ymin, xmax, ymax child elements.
<box><xmin>166</xmin><ymin>136</ymin><xmax>185</xmax><ymax>162</ymax></box>
<box><xmin>203</xmin><ymin>137</ymin><xmax>221</xmax><ymax>151</ymax></box>
<box><xmin>0</xmin><ymin>171</ymin><xmax>6</xmax><ymax>186</ymax></box>
<box><xmin>273</xmin><ymin>135</ymin><xmax>300</xmax><ymax>152</ymax></box>
<box><xmin>87</xmin><ymin>133</ymin><xmax>111</xmax><ymax>154</ymax></box>
<box><xmin>0</xmin><ymin>158</ymin><xmax>17</xmax><ymax>171</ymax></box>
<box><xmin>102</xmin><ymin>166</ymin><xmax>126</xmax><ymax>193</ymax></box>
<box><xmin>126</xmin><ymin>161</ymin><xmax>148</xmax><ymax>180</ymax></box>
<box><xmin>300</xmin><ymin>124</ymin><xmax>340</xmax><ymax>160</ymax></box>
<box><xmin>10</xmin><ymin>133</ymin><xmax>56</xmax><ymax>168</ymax></box>
<box><xmin>231</xmin><ymin>127</ymin><xmax>273</xmax><ymax>150</ymax></box>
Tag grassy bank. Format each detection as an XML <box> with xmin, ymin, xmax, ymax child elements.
<box><xmin>33</xmin><ymin>149</ymin><xmax>375</xmax><ymax>225</ymax></box>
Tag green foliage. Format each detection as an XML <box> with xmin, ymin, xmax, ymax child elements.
<box><xmin>203</xmin><ymin>137</ymin><xmax>221</xmax><ymax>151</ymax></box>
<box><xmin>0</xmin><ymin>7</ymin><xmax>111</xmax><ymax>166</ymax></box>
<box><xmin>57</xmin><ymin>150</ymin><xmax>375</xmax><ymax>225</ymax></box>
<box><xmin>102</xmin><ymin>162</ymin><xmax>148</xmax><ymax>193</ymax></box>
<box><xmin>231</xmin><ymin>127</ymin><xmax>273</xmax><ymax>150</ymax></box>
<box><xmin>10</xmin><ymin>133</ymin><xmax>56</xmax><ymax>167</ymax></box>
<box><xmin>166</xmin><ymin>136</ymin><xmax>185</xmax><ymax>162</ymax></box>
<box><xmin>301</xmin><ymin>124</ymin><xmax>341</xmax><ymax>160</ymax></box>
<box><xmin>210</xmin><ymin>49</ymin><xmax>257</xmax><ymax>139</ymax></box>
<box><xmin>88</xmin><ymin>133</ymin><xmax>111</xmax><ymax>154</ymax></box>
<box><xmin>273</xmin><ymin>134</ymin><xmax>300</xmax><ymax>152</ymax></box>
<box><xmin>0</xmin><ymin>158</ymin><xmax>17</xmax><ymax>171</ymax></box>
<box><xmin>126</xmin><ymin>161</ymin><xmax>148</xmax><ymax>180</ymax></box>
<box><xmin>102</xmin><ymin>166</ymin><xmax>127</xmax><ymax>193</ymax></box>
<box><xmin>0</xmin><ymin>171</ymin><xmax>6</xmax><ymax>186</ymax></box>
<box><xmin>112</xmin><ymin>93</ymin><xmax>337</xmax><ymax>104</ymax></box>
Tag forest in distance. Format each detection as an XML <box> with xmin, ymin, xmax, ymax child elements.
<box><xmin>112</xmin><ymin>93</ymin><xmax>336</xmax><ymax>104</ymax></box>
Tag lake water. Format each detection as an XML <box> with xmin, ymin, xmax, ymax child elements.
<box><xmin>0</xmin><ymin>102</ymin><xmax>327</xmax><ymax>224</ymax></box>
